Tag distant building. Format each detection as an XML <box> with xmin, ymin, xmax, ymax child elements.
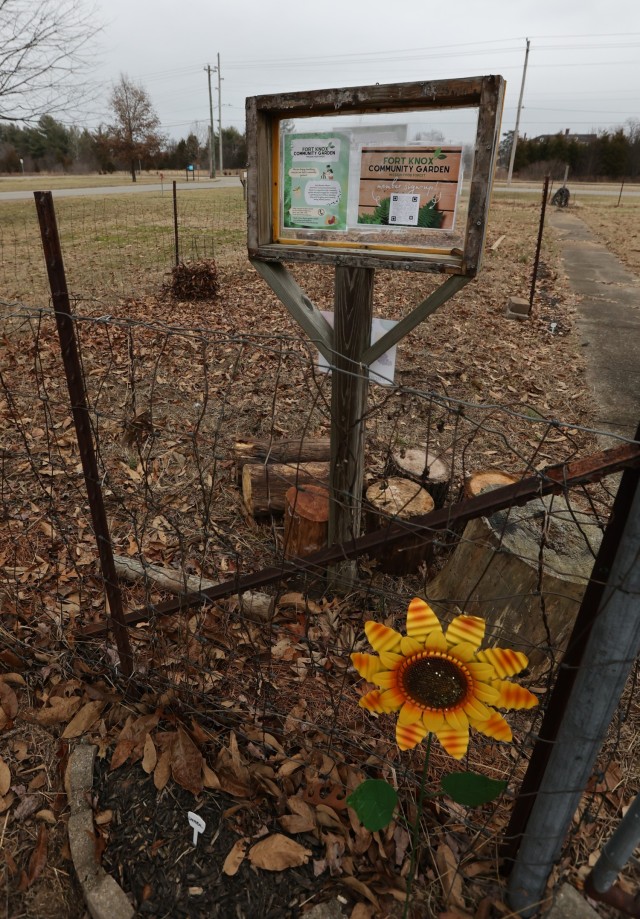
<box><xmin>532</xmin><ymin>128</ymin><xmax>597</xmax><ymax>144</ymax></box>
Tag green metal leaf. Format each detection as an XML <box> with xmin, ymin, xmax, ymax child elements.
<box><xmin>440</xmin><ymin>772</ymin><xmax>507</xmax><ymax>807</ymax></box>
<box><xmin>347</xmin><ymin>779</ymin><xmax>398</xmax><ymax>831</ymax></box>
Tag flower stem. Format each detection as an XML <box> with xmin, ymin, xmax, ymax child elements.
<box><xmin>403</xmin><ymin>733</ymin><xmax>432</xmax><ymax>919</ymax></box>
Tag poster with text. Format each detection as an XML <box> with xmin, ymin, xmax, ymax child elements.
<box><xmin>357</xmin><ymin>146</ymin><xmax>463</xmax><ymax>230</ymax></box>
<box><xmin>283</xmin><ymin>133</ymin><xmax>350</xmax><ymax>231</ymax></box>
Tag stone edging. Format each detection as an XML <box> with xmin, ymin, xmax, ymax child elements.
<box><xmin>65</xmin><ymin>742</ymin><xmax>135</xmax><ymax>919</ymax></box>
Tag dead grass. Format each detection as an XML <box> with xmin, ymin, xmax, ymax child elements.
<box><xmin>0</xmin><ymin>186</ymin><xmax>246</xmax><ymax>303</ymax></box>
<box><xmin>0</xmin><ymin>169</ymin><xmax>221</xmax><ymax>192</ymax></box>
<box><xmin>574</xmin><ymin>196</ymin><xmax>640</xmax><ymax>274</ymax></box>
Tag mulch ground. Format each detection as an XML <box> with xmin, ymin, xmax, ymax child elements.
<box><xmin>96</xmin><ymin>760</ymin><xmax>325</xmax><ymax>919</ymax></box>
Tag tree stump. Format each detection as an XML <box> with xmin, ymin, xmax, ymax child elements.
<box><xmin>424</xmin><ymin>493</ymin><xmax>603</xmax><ymax>671</ymax></box>
<box><xmin>391</xmin><ymin>447</ymin><xmax>450</xmax><ymax>507</ymax></box>
<box><xmin>242</xmin><ymin>461</ymin><xmax>329</xmax><ymax>516</ymax></box>
<box><xmin>464</xmin><ymin>469</ymin><xmax>519</xmax><ymax>499</ymax></box>
<box><xmin>365</xmin><ymin>477</ymin><xmax>435</xmax><ymax>575</ymax></box>
<box><xmin>283</xmin><ymin>485</ymin><xmax>329</xmax><ymax>560</ymax></box>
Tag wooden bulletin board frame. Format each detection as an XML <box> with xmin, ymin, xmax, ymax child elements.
<box><xmin>246</xmin><ymin>75</ymin><xmax>505</xmax><ymax>277</ymax></box>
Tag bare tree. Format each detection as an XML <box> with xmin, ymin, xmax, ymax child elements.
<box><xmin>0</xmin><ymin>0</ymin><xmax>100</xmax><ymax>123</ymax></box>
<box><xmin>106</xmin><ymin>75</ymin><xmax>163</xmax><ymax>182</ymax></box>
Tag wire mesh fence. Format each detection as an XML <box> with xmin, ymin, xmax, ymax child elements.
<box><xmin>2</xmin><ymin>286</ymin><xmax>638</xmax><ymax>915</ymax></box>
<box><xmin>0</xmin><ymin>185</ymin><xmax>245</xmax><ymax>305</ymax></box>
<box><xmin>2</xmin><ymin>185</ymin><xmax>640</xmax><ymax>917</ymax></box>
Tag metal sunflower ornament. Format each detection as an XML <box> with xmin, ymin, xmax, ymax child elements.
<box><xmin>352</xmin><ymin>597</ymin><xmax>538</xmax><ymax>758</ymax></box>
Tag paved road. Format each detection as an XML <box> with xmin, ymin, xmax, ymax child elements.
<box><xmin>2</xmin><ymin>176</ymin><xmax>637</xmax><ymax>203</ymax></box>
<box><xmin>0</xmin><ymin>176</ymin><xmax>241</xmax><ymax>201</ymax></box>
<box><xmin>549</xmin><ymin>210</ymin><xmax>640</xmax><ymax>439</ymax></box>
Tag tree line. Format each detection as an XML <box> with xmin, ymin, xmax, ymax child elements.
<box><xmin>499</xmin><ymin>122</ymin><xmax>640</xmax><ymax>180</ymax></box>
<box><xmin>0</xmin><ymin>76</ymin><xmax>247</xmax><ymax>179</ymax></box>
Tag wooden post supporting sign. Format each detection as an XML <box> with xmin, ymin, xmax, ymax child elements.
<box><xmin>329</xmin><ymin>266</ymin><xmax>374</xmax><ymax>587</ymax></box>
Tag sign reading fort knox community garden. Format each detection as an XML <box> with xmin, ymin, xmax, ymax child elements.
<box><xmin>357</xmin><ymin>146</ymin><xmax>462</xmax><ymax>229</ymax></box>
<box><xmin>246</xmin><ymin>76</ymin><xmax>505</xmax><ymax>584</ymax></box>
<box><xmin>282</xmin><ymin>133</ymin><xmax>463</xmax><ymax>234</ymax></box>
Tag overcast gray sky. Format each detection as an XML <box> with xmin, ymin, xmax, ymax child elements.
<box><xmin>88</xmin><ymin>0</ymin><xmax>640</xmax><ymax>143</ymax></box>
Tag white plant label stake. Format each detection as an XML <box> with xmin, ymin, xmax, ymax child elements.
<box><xmin>188</xmin><ymin>811</ymin><xmax>206</xmax><ymax>846</ymax></box>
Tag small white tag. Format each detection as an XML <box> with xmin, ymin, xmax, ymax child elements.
<box><xmin>188</xmin><ymin>811</ymin><xmax>206</xmax><ymax>845</ymax></box>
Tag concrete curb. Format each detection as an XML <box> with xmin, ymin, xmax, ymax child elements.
<box><xmin>542</xmin><ymin>882</ymin><xmax>600</xmax><ymax>918</ymax></box>
<box><xmin>66</xmin><ymin>743</ymin><xmax>135</xmax><ymax>919</ymax></box>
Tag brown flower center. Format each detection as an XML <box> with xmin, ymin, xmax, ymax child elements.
<box><xmin>399</xmin><ymin>652</ymin><xmax>470</xmax><ymax>710</ymax></box>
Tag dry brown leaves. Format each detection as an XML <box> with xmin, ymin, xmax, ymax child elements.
<box><xmin>165</xmin><ymin>258</ymin><xmax>220</xmax><ymax>300</ymax></box>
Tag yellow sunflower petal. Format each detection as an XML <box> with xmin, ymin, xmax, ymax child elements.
<box><xmin>476</xmin><ymin>647</ymin><xmax>528</xmax><ymax>679</ymax></box>
<box><xmin>474</xmin><ymin>711</ymin><xmax>513</xmax><ymax>743</ymax></box>
<box><xmin>365</xmin><ymin>621</ymin><xmax>402</xmax><ymax>653</ymax></box>
<box><xmin>378</xmin><ymin>688</ymin><xmax>405</xmax><ymax>711</ymax></box>
<box><xmin>422</xmin><ymin>710</ymin><xmax>446</xmax><ymax>732</ymax></box>
<box><xmin>398</xmin><ymin>701</ymin><xmax>424</xmax><ymax>726</ymax></box>
<box><xmin>446</xmin><ymin>615</ymin><xmax>485</xmax><ymax>650</ymax></box>
<box><xmin>351</xmin><ymin>652</ymin><xmax>383</xmax><ymax>682</ymax></box>
<box><xmin>463</xmin><ymin>696</ymin><xmax>494</xmax><ymax>723</ymax></box>
<box><xmin>436</xmin><ymin>726</ymin><xmax>469</xmax><ymax>760</ymax></box>
<box><xmin>473</xmin><ymin>682</ymin><xmax>500</xmax><ymax>704</ymax></box>
<box><xmin>424</xmin><ymin>628</ymin><xmax>448</xmax><ymax>652</ymax></box>
<box><xmin>396</xmin><ymin>719</ymin><xmax>428</xmax><ymax>751</ymax></box>
<box><xmin>444</xmin><ymin>707</ymin><xmax>469</xmax><ymax>730</ymax></box>
<box><xmin>379</xmin><ymin>650</ymin><xmax>404</xmax><ymax>669</ymax></box>
<box><xmin>373</xmin><ymin>669</ymin><xmax>399</xmax><ymax>690</ymax></box>
<box><xmin>406</xmin><ymin>597</ymin><xmax>442</xmax><ymax>641</ymax></box>
<box><xmin>466</xmin><ymin>662</ymin><xmax>496</xmax><ymax>681</ymax></box>
<box><xmin>358</xmin><ymin>689</ymin><xmax>386</xmax><ymax>713</ymax></box>
<box><xmin>448</xmin><ymin>641</ymin><xmax>476</xmax><ymax>663</ymax></box>
<box><xmin>400</xmin><ymin>635</ymin><xmax>424</xmax><ymax>657</ymax></box>
<box><xmin>493</xmin><ymin>680</ymin><xmax>538</xmax><ymax>710</ymax></box>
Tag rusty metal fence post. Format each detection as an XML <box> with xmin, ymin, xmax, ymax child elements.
<box><xmin>34</xmin><ymin>191</ymin><xmax>133</xmax><ymax>677</ymax></box>
<box><xmin>173</xmin><ymin>180</ymin><xmax>179</xmax><ymax>266</ymax></box>
<box><xmin>529</xmin><ymin>175</ymin><xmax>550</xmax><ymax>309</ymax></box>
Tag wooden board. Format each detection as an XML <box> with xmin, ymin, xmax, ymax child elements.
<box><xmin>234</xmin><ymin>437</ymin><xmax>331</xmax><ymax>482</ymax></box>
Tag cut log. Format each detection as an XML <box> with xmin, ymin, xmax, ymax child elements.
<box><xmin>464</xmin><ymin>469</ymin><xmax>518</xmax><ymax>499</ymax></box>
<box><xmin>391</xmin><ymin>447</ymin><xmax>450</xmax><ymax>507</ymax></box>
<box><xmin>283</xmin><ymin>485</ymin><xmax>329</xmax><ymax>559</ymax></box>
<box><xmin>114</xmin><ymin>555</ymin><xmax>274</xmax><ymax>621</ymax></box>
<box><xmin>424</xmin><ymin>494</ymin><xmax>603</xmax><ymax>671</ymax></box>
<box><xmin>233</xmin><ymin>438</ymin><xmax>330</xmax><ymax>481</ymax></box>
<box><xmin>113</xmin><ymin>555</ymin><xmax>217</xmax><ymax>595</ymax></box>
<box><xmin>242</xmin><ymin>461</ymin><xmax>330</xmax><ymax>516</ymax></box>
<box><xmin>230</xmin><ymin>591</ymin><xmax>274</xmax><ymax>622</ymax></box>
<box><xmin>365</xmin><ymin>478</ymin><xmax>435</xmax><ymax>575</ymax></box>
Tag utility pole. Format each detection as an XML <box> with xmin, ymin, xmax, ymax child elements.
<box><xmin>204</xmin><ymin>64</ymin><xmax>216</xmax><ymax>178</ymax></box>
<box><xmin>507</xmin><ymin>38</ymin><xmax>530</xmax><ymax>186</ymax></box>
<box><xmin>215</xmin><ymin>53</ymin><xmax>224</xmax><ymax>174</ymax></box>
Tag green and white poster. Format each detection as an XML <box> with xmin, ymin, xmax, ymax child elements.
<box><xmin>283</xmin><ymin>132</ymin><xmax>350</xmax><ymax>231</ymax></box>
